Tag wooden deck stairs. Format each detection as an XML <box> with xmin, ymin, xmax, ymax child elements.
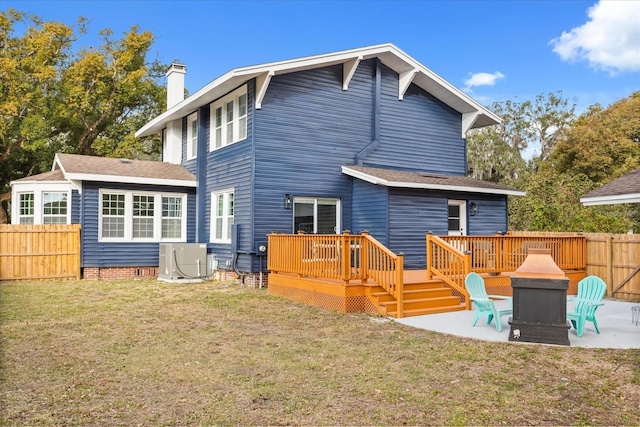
<box><xmin>366</xmin><ymin>270</ymin><xmax>465</xmax><ymax>318</ymax></box>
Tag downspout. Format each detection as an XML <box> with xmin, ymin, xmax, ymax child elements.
<box><xmin>196</xmin><ymin>104</ymin><xmax>209</xmax><ymax>243</ymax></box>
<box><xmin>355</xmin><ymin>58</ymin><xmax>382</xmax><ymax>165</ymax></box>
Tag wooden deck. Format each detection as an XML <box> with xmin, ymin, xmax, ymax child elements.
<box><xmin>267</xmin><ymin>233</ymin><xmax>587</xmax><ymax>318</ymax></box>
<box><xmin>268</xmin><ymin>269</ymin><xmax>586</xmax><ymax>318</ymax></box>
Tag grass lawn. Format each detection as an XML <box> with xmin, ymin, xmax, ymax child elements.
<box><xmin>1</xmin><ymin>279</ymin><xmax>639</xmax><ymax>426</ymax></box>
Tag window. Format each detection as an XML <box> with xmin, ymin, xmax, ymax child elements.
<box><xmin>162</xmin><ymin>196</ymin><xmax>183</xmax><ymax>239</ymax></box>
<box><xmin>18</xmin><ymin>193</ymin><xmax>34</xmax><ymax>224</ymax></box>
<box><xmin>133</xmin><ymin>195</ymin><xmax>154</xmax><ymax>238</ymax></box>
<box><xmin>211</xmin><ymin>190</ymin><xmax>234</xmax><ymax>242</ymax></box>
<box><xmin>102</xmin><ymin>193</ymin><xmax>125</xmax><ymax>238</ymax></box>
<box><xmin>210</xmin><ymin>86</ymin><xmax>248</xmax><ymax>150</ymax></box>
<box><xmin>42</xmin><ymin>192</ymin><xmax>67</xmax><ymax>224</ymax></box>
<box><xmin>187</xmin><ymin>113</ymin><xmax>198</xmax><ymax>160</ymax></box>
<box><xmin>99</xmin><ymin>190</ymin><xmax>186</xmax><ymax>242</ymax></box>
<box><xmin>293</xmin><ymin>198</ymin><xmax>340</xmax><ymax>234</ymax></box>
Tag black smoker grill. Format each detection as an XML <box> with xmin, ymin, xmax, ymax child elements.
<box><xmin>508</xmin><ymin>248</ymin><xmax>570</xmax><ymax>346</ymax></box>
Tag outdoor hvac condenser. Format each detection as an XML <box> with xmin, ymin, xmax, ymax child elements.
<box><xmin>158</xmin><ymin>243</ymin><xmax>207</xmax><ymax>281</ymax></box>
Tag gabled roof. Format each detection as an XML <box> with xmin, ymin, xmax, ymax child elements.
<box><xmin>51</xmin><ymin>153</ymin><xmax>196</xmax><ymax>187</ymax></box>
<box><xmin>136</xmin><ymin>43</ymin><xmax>500</xmax><ymax>138</ymax></box>
<box><xmin>342</xmin><ymin>165</ymin><xmax>525</xmax><ymax>196</ymax></box>
<box><xmin>580</xmin><ymin>168</ymin><xmax>640</xmax><ymax>206</ymax></box>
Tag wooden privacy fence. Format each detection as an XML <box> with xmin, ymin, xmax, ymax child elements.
<box><xmin>0</xmin><ymin>224</ymin><xmax>81</xmax><ymax>281</ymax></box>
<box><xmin>510</xmin><ymin>231</ymin><xmax>640</xmax><ymax>301</ymax></box>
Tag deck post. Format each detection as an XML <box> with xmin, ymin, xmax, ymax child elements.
<box><xmin>396</xmin><ymin>253</ymin><xmax>404</xmax><ymax>318</ymax></box>
<box><xmin>426</xmin><ymin>232</ymin><xmax>432</xmax><ymax>280</ymax></box>
<box><xmin>361</xmin><ymin>231</ymin><xmax>369</xmax><ymax>283</ymax></box>
<box><xmin>342</xmin><ymin>232</ymin><xmax>351</xmax><ymax>285</ymax></box>
<box><xmin>463</xmin><ymin>251</ymin><xmax>472</xmax><ymax>310</ymax></box>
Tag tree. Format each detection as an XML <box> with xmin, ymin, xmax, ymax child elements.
<box><xmin>0</xmin><ymin>9</ymin><xmax>165</xmax><ymax>222</ymax></box>
<box><xmin>508</xmin><ymin>166</ymin><xmax>633</xmax><ymax>233</ymax></box>
<box><xmin>467</xmin><ymin>91</ymin><xmax>576</xmax><ymax>186</ymax></box>
<box><xmin>552</xmin><ymin>92</ymin><xmax>640</xmax><ymax>184</ymax></box>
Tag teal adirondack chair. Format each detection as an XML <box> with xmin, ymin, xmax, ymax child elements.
<box><xmin>465</xmin><ymin>272</ymin><xmax>513</xmax><ymax>332</ymax></box>
<box><xmin>567</xmin><ymin>276</ymin><xmax>606</xmax><ymax>337</ymax></box>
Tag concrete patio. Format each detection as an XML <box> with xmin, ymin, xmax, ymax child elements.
<box><xmin>396</xmin><ymin>299</ymin><xmax>640</xmax><ymax>349</ymax></box>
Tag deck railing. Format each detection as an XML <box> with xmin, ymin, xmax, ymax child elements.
<box><xmin>267</xmin><ymin>232</ymin><xmax>406</xmax><ymax>317</ymax></box>
<box><xmin>426</xmin><ymin>233</ymin><xmax>471</xmax><ymax>309</ymax></box>
<box><xmin>441</xmin><ymin>234</ymin><xmax>586</xmax><ymax>274</ymax></box>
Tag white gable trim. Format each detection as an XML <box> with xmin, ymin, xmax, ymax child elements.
<box><xmin>462</xmin><ymin>112</ymin><xmax>481</xmax><ymax>138</ymax></box>
<box><xmin>255</xmin><ymin>71</ymin><xmax>274</xmax><ymax>110</ymax></box>
<box><xmin>342</xmin><ymin>56</ymin><xmax>362</xmax><ymax>90</ymax></box>
<box><xmin>136</xmin><ymin>43</ymin><xmax>501</xmax><ymax>138</ymax></box>
<box><xmin>342</xmin><ymin>166</ymin><xmax>526</xmax><ymax>196</ymax></box>
<box><xmin>398</xmin><ymin>68</ymin><xmax>418</xmax><ymax>100</ymax></box>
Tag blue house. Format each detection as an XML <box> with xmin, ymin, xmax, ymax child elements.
<box><xmin>11</xmin><ymin>44</ymin><xmax>523</xmax><ymax>281</ymax></box>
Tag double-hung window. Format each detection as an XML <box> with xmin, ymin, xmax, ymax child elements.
<box><xmin>42</xmin><ymin>192</ymin><xmax>68</xmax><ymax>224</ymax></box>
<box><xmin>187</xmin><ymin>112</ymin><xmax>198</xmax><ymax>160</ymax></box>
<box><xmin>133</xmin><ymin>195</ymin><xmax>155</xmax><ymax>238</ymax></box>
<box><xmin>211</xmin><ymin>190</ymin><xmax>234</xmax><ymax>243</ymax></box>
<box><xmin>210</xmin><ymin>86</ymin><xmax>248</xmax><ymax>151</ymax></box>
<box><xmin>18</xmin><ymin>193</ymin><xmax>34</xmax><ymax>224</ymax></box>
<box><xmin>102</xmin><ymin>193</ymin><xmax>126</xmax><ymax>238</ymax></box>
<box><xmin>99</xmin><ymin>190</ymin><xmax>186</xmax><ymax>242</ymax></box>
<box><xmin>162</xmin><ymin>196</ymin><xmax>183</xmax><ymax>239</ymax></box>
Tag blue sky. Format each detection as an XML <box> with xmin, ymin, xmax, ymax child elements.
<box><xmin>4</xmin><ymin>0</ymin><xmax>640</xmax><ymax>113</ymax></box>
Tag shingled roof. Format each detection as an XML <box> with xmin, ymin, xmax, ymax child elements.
<box><xmin>53</xmin><ymin>154</ymin><xmax>196</xmax><ymax>187</ymax></box>
<box><xmin>11</xmin><ymin>154</ymin><xmax>196</xmax><ymax>188</ymax></box>
<box><xmin>11</xmin><ymin>169</ymin><xmax>65</xmax><ymax>183</ymax></box>
<box><xmin>581</xmin><ymin>168</ymin><xmax>640</xmax><ymax>206</ymax></box>
<box><xmin>342</xmin><ymin>165</ymin><xmax>525</xmax><ymax>196</ymax></box>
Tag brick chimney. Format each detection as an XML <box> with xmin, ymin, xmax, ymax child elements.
<box><xmin>166</xmin><ymin>62</ymin><xmax>186</xmax><ymax>109</ymax></box>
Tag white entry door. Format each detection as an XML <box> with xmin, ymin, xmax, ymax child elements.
<box><xmin>448</xmin><ymin>200</ymin><xmax>467</xmax><ymax>236</ymax></box>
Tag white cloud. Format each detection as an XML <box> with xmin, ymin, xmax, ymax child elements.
<box><xmin>463</xmin><ymin>71</ymin><xmax>505</xmax><ymax>92</ymax></box>
<box><xmin>550</xmin><ymin>0</ymin><xmax>640</xmax><ymax>74</ymax></box>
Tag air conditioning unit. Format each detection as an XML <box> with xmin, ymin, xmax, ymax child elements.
<box><xmin>158</xmin><ymin>243</ymin><xmax>207</xmax><ymax>281</ymax></box>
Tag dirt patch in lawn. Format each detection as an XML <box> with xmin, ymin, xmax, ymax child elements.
<box><xmin>1</xmin><ymin>279</ymin><xmax>639</xmax><ymax>426</ymax></box>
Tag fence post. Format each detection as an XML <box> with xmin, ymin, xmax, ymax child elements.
<box><xmin>606</xmin><ymin>235</ymin><xmax>613</xmax><ymax>296</ymax></box>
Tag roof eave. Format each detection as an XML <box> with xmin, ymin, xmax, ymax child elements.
<box><xmin>64</xmin><ymin>172</ymin><xmax>197</xmax><ymax>188</ymax></box>
<box><xmin>580</xmin><ymin>194</ymin><xmax>640</xmax><ymax>206</ymax></box>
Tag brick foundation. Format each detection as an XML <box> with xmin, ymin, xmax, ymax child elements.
<box><xmin>215</xmin><ymin>269</ymin><xmax>269</xmax><ymax>288</ymax></box>
<box><xmin>82</xmin><ymin>266</ymin><xmax>267</xmax><ymax>286</ymax></box>
<box><xmin>82</xmin><ymin>266</ymin><xmax>159</xmax><ymax>280</ymax></box>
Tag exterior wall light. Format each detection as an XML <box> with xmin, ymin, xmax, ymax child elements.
<box><xmin>284</xmin><ymin>194</ymin><xmax>292</xmax><ymax>209</ymax></box>
<box><xmin>469</xmin><ymin>202</ymin><xmax>478</xmax><ymax>216</ymax></box>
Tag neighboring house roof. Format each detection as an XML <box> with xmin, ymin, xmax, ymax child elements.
<box><xmin>136</xmin><ymin>43</ymin><xmax>501</xmax><ymax>138</ymax></box>
<box><xmin>580</xmin><ymin>168</ymin><xmax>640</xmax><ymax>206</ymax></box>
<box><xmin>11</xmin><ymin>154</ymin><xmax>196</xmax><ymax>188</ymax></box>
<box><xmin>342</xmin><ymin>165</ymin><xmax>526</xmax><ymax>196</ymax></box>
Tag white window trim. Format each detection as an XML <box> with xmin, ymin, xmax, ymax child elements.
<box><xmin>11</xmin><ymin>183</ymin><xmax>71</xmax><ymax>225</ymax></box>
<box><xmin>209</xmin><ymin>85</ymin><xmax>248</xmax><ymax>151</ymax></box>
<box><xmin>99</xmin><ymin>189</ymin><xmax>187</xmax><ymax>243</ymax></box>
<box><xmin>210</xmin><ymin>189</ymin><xmax>234</xmax><ymax>243</ymax></box>
<box><xmin>186</xmin><ymin>112</ymin><xmax>198</xmax><ymax>160</ymax></box>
